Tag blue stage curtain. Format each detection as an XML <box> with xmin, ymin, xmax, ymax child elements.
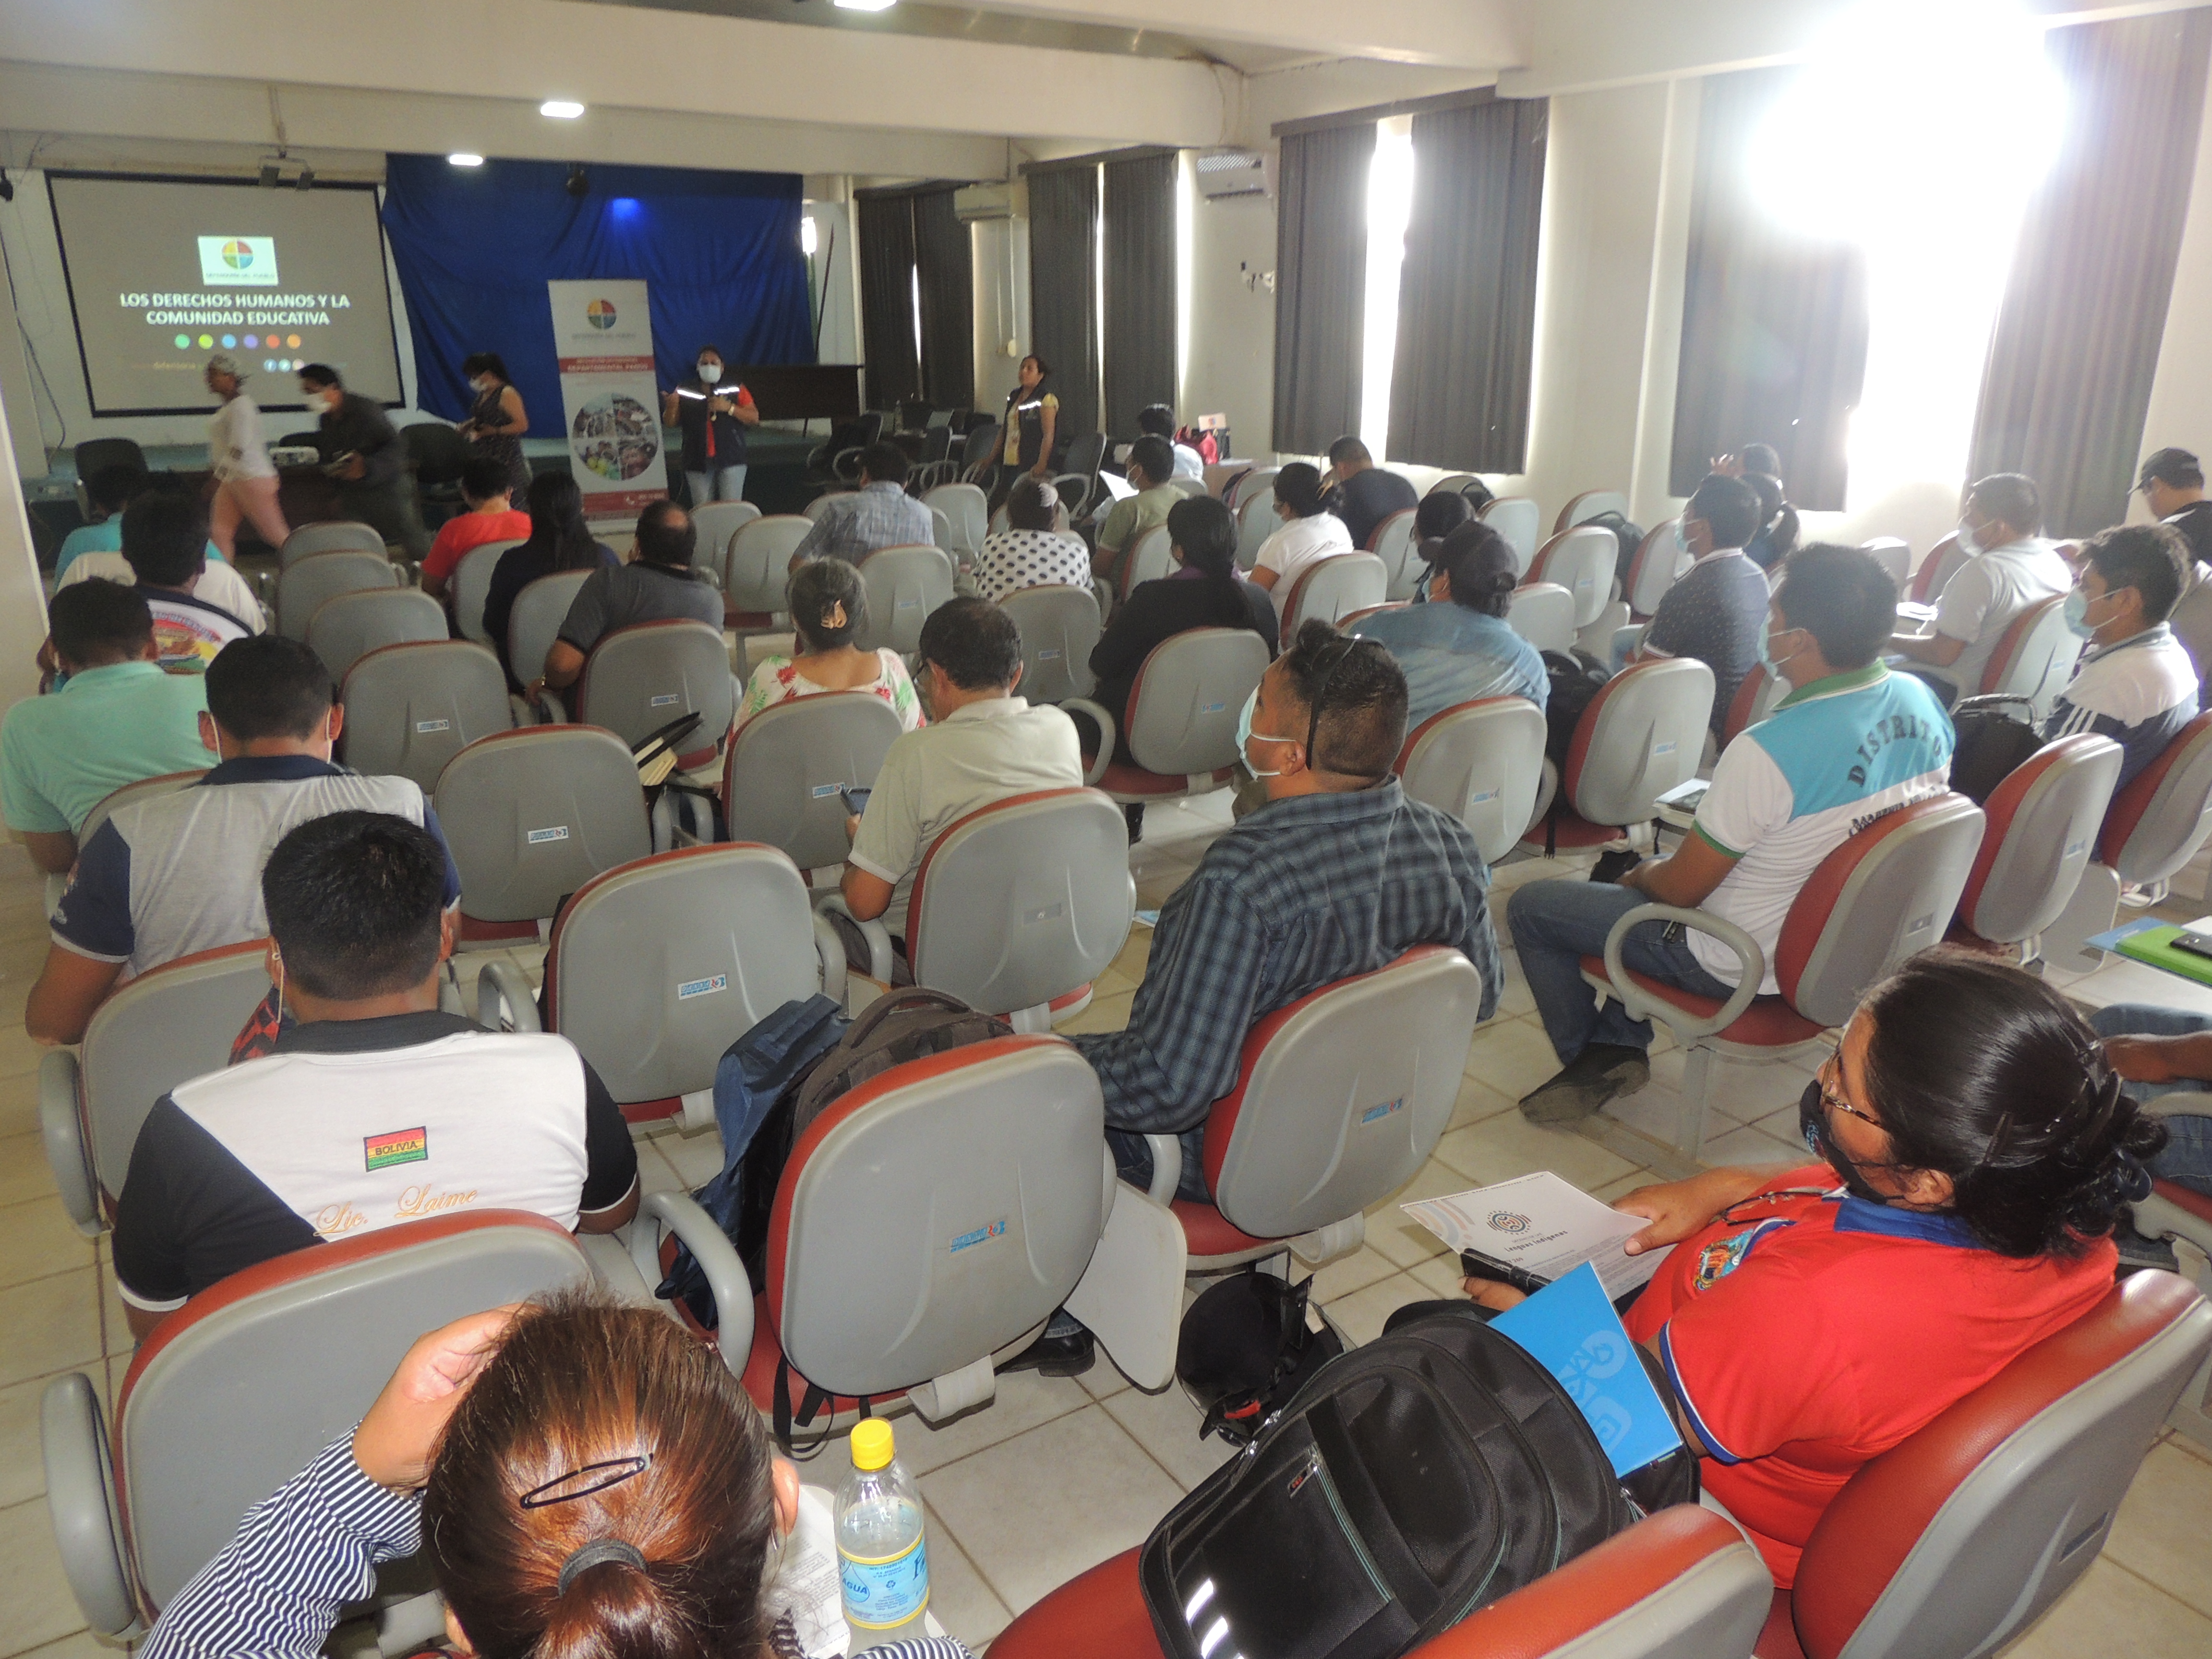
<box><xmin>381</xmin><ymin>154</ymin><xmax>814</xmax><ymax>425</ymax></box>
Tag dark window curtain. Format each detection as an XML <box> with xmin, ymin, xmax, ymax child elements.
<box><xmin>1969</xmin><ymin>11</ymin><xmax>2212</xmax><ymax>537</ymax></box>
<box><xmin>1670</xmin><ymin>70</ymin><xmax>1868</xmax><ymax>509</ymax></box>
<box><xmin>1386</xmin><ymin>98</ymin><xmax>1548</xmax><ymax>472</ymax></box>
<box><xmin>913</xmin><ymin>186</ymin><xmax>976</xmax><ymax>411</ymax></box>
<box><xmin>1103</xmin><ymin>153</ymin><xmax>1178</xmax><ymax>438</ymax></box>
<box><xmin>1028</xmin><ymin>166</ymin><xmax>1101</xmax><ymax>440</ymax></box>
<box><xmin>856</xmin><ymin>190</ymin><xmax>920</xmax><ymax>412</ymax></box>
<box><xmin>1273</xmin><ymin>125</ymin><xmax>1374</xmax><ymax>457</ymax></box>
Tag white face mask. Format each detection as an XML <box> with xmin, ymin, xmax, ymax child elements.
<box><xmin>304</xmin><ymin>390</ymin><xmax>332</xmax><ymax>414</ymax></box>
<box><xmin>472</xmin><ymin>376</ymin><xmax>496</xmax><ymax>395</ymax></box>
<box><xmin>697</xmin><ymin>361</ymin><xmax>722</xmax><ymax>384</ymax></box>
<box><xmin>1956</xmin><ymin>520</ymin><xmax>1982</xmax><ymax>557</ymax></box>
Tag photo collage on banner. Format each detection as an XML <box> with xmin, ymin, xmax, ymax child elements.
<box><xmin>548</xmin><ymin>278</ymin><xmax>668</xmax><ymax>524</ymax></box>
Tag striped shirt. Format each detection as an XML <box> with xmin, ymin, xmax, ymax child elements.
<box><xmin>141</xmin><ymin>1430</ymin><xmax>977</xmax><ymax>1659</ymax></box>
<box><xmin>2043</xmin><ymin>622</ymin><xmax>2199</xmax><ymax>789</ymax></box>
<box><xmin>792</xmin><ymin>482</ymin><xmax>936</xmax><ymax>566</ymax></box>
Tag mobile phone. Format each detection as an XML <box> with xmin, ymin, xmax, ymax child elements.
<box><xmin>1458</xmin><ymin>1248</ymin><xmax>1552</xmax><ymax>1298</ymax></box>
<box><xmin>839</xmin><ymin>785</ymin><xmax>872</xmax><ymax>817</ymax></box>
<box><xmin>2172</xmin><ymin>930</ymin><xmax>2212</xmax><ymax>961</ymax></box>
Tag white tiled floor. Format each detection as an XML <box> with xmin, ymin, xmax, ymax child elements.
<box><xmin>4</xmin><ymin>807</ymin><xmax>2212</xmax><ymax>1655</ymax></box>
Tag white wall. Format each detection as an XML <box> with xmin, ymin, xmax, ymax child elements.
<box><xmin>972</xmin><ymin>213</ymin><xmax>1032</xmax><ymax>418</ymax></box>
<box><xmin>0</xmin><ymin>374</ymin><xmax>48</xmax><ymax>710</ymax></box>
<box><xmin>2132</xmin><ymin>57</ymin><xmax>2212</xmax><ymax>526</ymax></box>
<box><xmin>1182</xmin><ymin>166</ymin><xmax>1280</xmax><ymax>459</ymax></box>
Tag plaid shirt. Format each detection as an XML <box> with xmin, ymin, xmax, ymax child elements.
<box><xmin>1075</xmin><ymin>780</ymin><xmax>1500</xmax><ymax>1181</ymax></box>
<box><xmin>793</xmin><ymin>481</ymin><xmax>937</xmax><ymax>565</ymax></box>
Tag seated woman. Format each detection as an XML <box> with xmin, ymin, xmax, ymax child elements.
<box><xmin>141</xmin><ymin>1292</ymin><xmax>974</xmax><ymax>1659</ymax></box>
<box><xmin>973</xmin><ymin>474</ymin><xmax>1091</xmax><ymax>604</ymax></box>
<box><xmin>738</xmin><ymin>556</ymin><xmax>925</xmax><ymax>732</ymax></box>
<box><xmin>1411</xmin><ymin>489</ymin><xmax>1474</xmax><ymax>587</ymax></box>
<box><xmin>1462</xmin><ymin>949</ymin><xmax>2160</xmax><ymax>1591</ymax></box>
<box><xmin>1351</xmin><ymin>520</ymin><xmax>1547</xmax><ymax>729</ymax></box>
<box><xmin>482</xmin><ymin>471</ymin><xmax>619</xmax><ymax>689</ymax></box>
<box><xmin>1249</xmin><ymin>462</ymin><xmax>1353</xmax><ymax>596</ymax></box>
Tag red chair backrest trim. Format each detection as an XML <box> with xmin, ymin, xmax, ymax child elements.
<box><xmin>763</xmin><ymin>1035</ymin><xmax>1069</xmax><ymax>1331</ymax></box>
<box><xmin>574</xmin><ymin>619</ymin><xmax>732</xmax><ymax>770</ymax></box>
<box><xmin>340</xmin><ymin>637</ymin><xmax>499</xmax><ymax>697</ymax></box>
<box><xmin>1791</xmin><ymin>1274</ymin><xmax>2201</xmax><ymax>1659</ymax></box>
<box><xmin>904</xmin><ymin>787</ymin><xmax>1098</xmax><ymax>963</ymax></box>
<box><xmin>1393</xmin><ymin>696</ymin><xmax>1528</xmax><ymax>775</ymax></box>
<box><xmin>718</xmin><ymin>690</ymin><xmax>897</xmax><ymax>822</ymax></box>
<box><xmin>1910</xmin><ymin>536</ymin><xmax>1960</xmax><ymax>603</ymax></box>
<box><xmin>1772</xmin><ymin>793</ymin><xmax>1970</xmax><ymax>1005</ymax></box>
<box><xmin>1365</xmin><ymin>508</ymin><xmax>1415</xmax><ymax>553</ymax></box>
<box><xmin>1959</xmin><ymin>736</ymin><xmax>2099</xmax><ymax>918</ymax></box>
<box><xmin>1976</xmin><ymin>594</ymin><xmax>2066</xmax><ymax>695</ymax></box>
<box><xmin>2097</xmin><ymin>711</ymin><xmax>2212</xmax><ymax>865</ymax></box>
<box><xmin>1199</xmin><ymin>946</ymin><xmax>1454</xmax><ymax>1194</ymax></box>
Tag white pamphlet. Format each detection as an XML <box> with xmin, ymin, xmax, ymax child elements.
<box><xmin>1402</xmin><ymin>1171</ymin><xmax>1672</xmax><ymax>1300</ymax></box>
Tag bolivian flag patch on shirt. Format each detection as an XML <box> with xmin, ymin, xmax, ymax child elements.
<box><xmin>364</xmin><ymin>1127</ymin><xmax>429</xmax><ymax>1172</ymax></box>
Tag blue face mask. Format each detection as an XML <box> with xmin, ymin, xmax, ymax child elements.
<box><xmin>1672</xmin><ymin>519</ymin><xmax>1690</xmax><ymax>554</ymax></box>
<box><xmin>2062</xmin><ymin>589</ymin><xmax>2097</xmax><ymax>639</ymax></box>
<box><xmin>1236</xmin><ymin>687</ymin><xmax>1295</xmax><ymax>777</ymax></box>
<box><xmin>1759</xmin><ymin>620</ymin><xmax>1799</xmax><ymax>679</ymax></box>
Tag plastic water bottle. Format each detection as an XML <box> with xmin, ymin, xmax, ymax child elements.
<box><xmin>836</xmin><ymin>1419</ymin><xmax>929</xmax><ymax>1647</ymax></box>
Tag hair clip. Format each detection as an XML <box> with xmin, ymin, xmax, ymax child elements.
<box><xmin>519</xmin><ymin>1455</ymin><xmax>652</xmax><ymax>1509</ymax></box>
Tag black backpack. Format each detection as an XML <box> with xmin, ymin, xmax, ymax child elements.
<box><xmin>1583</xmin><ymin>510</ymin><xmax>1648</xmax><ymax>588</ymax></box>
<box><xmin>1138</xmin><ymin>1305</ymin><xmax>1686</xmax><ymax>1659</ymax></box>
<box><xmin>1948</xmin><ymin>694</ymin><xmax>2044</xmax><ymax>805</ymax></box>
<box><xmin>1541</xmin><ymin>649</ymin><xmax>1608</xmax><ymax>769</ymax></box>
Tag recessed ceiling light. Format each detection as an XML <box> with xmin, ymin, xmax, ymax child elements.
<box><xmin>541</xmin><ymin>100</ymin><xmax>585</xmax><ymax>120</ymax></box>
<box><xmin>833</xmin><ymin>0</ymin><xmax>898</xmax><ymax>11</ymax></box>
<box><xmin>448</xmin><ymin>153</ymin><xmax>484</xmax><ymax>168</ymax></box>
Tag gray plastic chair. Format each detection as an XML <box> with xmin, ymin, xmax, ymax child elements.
<box><xmin>726</xmin><ymin>515</ymin><xmax>813</xmax><ymax>625</ymax></box>
<box><xmin>1861</xmin><ymin>536</ymin><xmax>1911</xmax><ymax>588</ymax></box>
<box><xmin>451</xmin><ymin>539</ymin><xmax>524</xmax><ymax>645</ymax></box>
<box><xmin>41</xmin><ymin>938</ymin><xmax>270</xmax><ymax>1238</ymax></box>
<box><xmin>855</xmin><ymin>544</ymin><xmax>955</xmax><ymax>654</ymax></box>
<box><xmin>721</xmin><ymin>692</ymin><xmax>906</xmax><ymax>872</ymax></box>
<box><xmin>804</xmin><ymin>490</ymin><xmax>850</xmax><ymax>523</ymax></box>
<box><xmin>40</xmin><ymin>1212</ymin><xmax>593</xmax><ymax>1638</ymax></box>
<box><xmin>433</xmin><ymin>726</ymin><xmax>652</xmax><ymax>931</ymax></box>
<box><xmin>690</xmin><ymin>500</ymin><xmax>761</xmax><ymax>580</ymax></box>
<box><xmin>925</xmin><ymin>483</ymin><xmax>989</xmax><ymax>561</ymax></box>
<box><xmin>306</xmin><ymin>586</ymin><xmax>448</xmax><ymax>683</ymax></box>
<box><xmin>906</xmin><ymin>788</ymin><xmax>1135</xmax><ymax>1032</ymax></box>
<box><xmin>1545</xmin><ymin>657</ymin><xmax>1713</xmax><ymax>845</ymax></box>
<box><xmin>1118</xmin><ymin>524</ymin><xmax>1176</xmax><ymax>603</ymax></box>
<box><xmin>1235</xmin><ymin>488</ymin><xmax>1279</xmax><ymax>571</ymax></box>
<box><xmin>1505</xmin><ymin>581</ymin><xmax>1577</xmax><ymax>653</ymax></box>
<box><xmin>1625</xmin><ymin>519</ymin><xmax>1689</xmax><ymax>618</ymax></box>
<box><xmin>1526</xmin><ymin>524</ymin><xmax>1619</xmax><ymax>630</ymax></box>
<box><xmin>339</xmin><ymin>639</ymin><xmax>516</xmax><ymax>793</ymax></box>
<box><xmin>1908</xmin><ymin>533</ymin><xmax>1972</xmax><ymax>603</ymax></box>
<box><xmin>1427</xmin><ymin>472</ymin><xmax>1479</xmax><ymax>498</ymax></box>
<box><xmin>78</xmin><ymin>769</ymin><xmax>207</xmax><ymax>853</ymax></box>
<box><xmin>1396</xmin><ymin>697</ymin><xmax>1549</xmax><ymax>867</ymax></box>
<box><xmin>1554</xmin><ymin>489</ymin><xmax>1629</xmax><ymax>533</ymax></box>
<box><xmin>1975</xmin><ymin>593</ymin><xmax>2083</xmax><ymax>718</ymax></box>
<box><xmin>506</xmin><ymin>569</ymin><xmax>593</xmax><ymax>692</ymax></box>
<box><xmin>278</xmin><ymin>520</ymin><xmax>385</xmax><ymax>568</ymax></box>
<box><xmin>1278</xmin><ymin>553</ymin><xmax>1388</xmax><ymax>647</ymax></box>
<box><xmin>1226</xmin><ymin>465</ymin><xmax>1278</xmax><ymax>513</ymax></box>
<box><xmin>277</xmin><ymin>549</ymin><xmax>398</xmax><ymax>640</ymax></box>
<box><xmin>1369</xmin><ymin>509</ymin><xmax>1422</xmax><ymax>601</ymax></box>
<box><xmin>1955</xmin><ymin>733</ymin><xmax>2121</xmax><ymax>956</ymax></box>
<box><xmin>1479</xmin><ymin>495</ymin><xmax>1542</xmax><ymax>576</ymax></box>
<box><xmin>1144</xmin><ymin>947</ymin><xmax>1484</xmax><ymax>1264</ymax></box>
<box><xmin>571</xmin><ymin>620</ymin><xmax>736</xmax><ymax>769</ymax></box>
<box><xmin>2046</xmin><ymin>713</ymin><xmax>2212</xmax><ymax>965</ymax></box>
<box><xmin>1066</xmin><ymin>626</ymin><xmax>1269</xmax><ymax>804</ymax></box>
<box><xmin>544</xmin><ymin>844</ymin><xmax>842</xmax><ymax>1123</ymax></box>
<box><xmin>998</xmin><ymin>584</ymin><xmax>1102</xmax><ymax>704</ymax></box>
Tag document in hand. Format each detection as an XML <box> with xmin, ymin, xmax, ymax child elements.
<box><xmin>1490</xmin><ymin>1262</ymin><xmax>1683</xmax><ymax>1478</ymax></box>
<box><xmin>1400</xmin><ymin>1170</ymin><xmax>1672</xmax><ymax>1300</ymax></box>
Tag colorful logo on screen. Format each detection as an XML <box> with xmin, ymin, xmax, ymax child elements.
<box><xmin>586</xmin><ymin>298</ymin><xmax>618</xmax><ymax>330</ymax></box>
<box><xmin>197</xmin><ymin>234</ymin><xmax>278</xmax><ymax>287</ymax></box>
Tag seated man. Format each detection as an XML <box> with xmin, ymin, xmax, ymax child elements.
<box><xmin>27</xmin><ymin>635</ymin><xmax>460</xmax><ymax>1046</ymax></box>
<box><xmin>300</xmin><ymin>361</ymin><xmax>431</xmax><ymax>560</ymax></box>
<box><xmin>110</xmin><ymin>810</ymin><xmax>637</xmax><ymax>1335</ymax></box>
<box><xmin>2136</xmin><ymin>448</ymin><xmax>2212</xmax><ymax>709</ymax></box>
<box><xmin>2042</xmin><ymin>523</ymin><xmax>2198</xmax><ymax>787</ymax></box>
<box><xmin>1889</xmin><ymin>472</ymin><xmax>2070</xmax><ymax>706</ymax></box>
<box><xmin>1073</xmin><ymin>623</ymin><xmax>1501</xmax><ymax>1198</ymax></box>
<box><xmin>533</xmin><ymin>500</ymin><xmax>724</xmax><ymax>704</ymax></box>
<box><xmin>1512</xmin><ymin>545</ymin><xmax>1952</xmax><ymax>1123</ymax></box>
<box><xmin>1138</xmin><ymin>402</ymin><xmax>1205</xmax><ymax>481</ymax></box>
<box><xmin>119</xmin><ymin>489</ymin><xmax>259</xmax><ymax>669</ymax></box>
<box><xmin>54</xmin><ymin>464</ymin><xmax>230</xmax><ymax>581</ymax></box>
<box><xmin>1323</xmin><ymin>436</ymin><xmax>1419</xmax><ymax>552</ymax></box>
<box><xmin>1627</xmin><ymin>473</ymin><xmax>1768</xmax><ymax>734</ymax></box>
<box><xmin>1</xmin><ymin>582</ymin><xmax>212</xmax><ymax>876</ymax></box>
<box><xmin>1093</xmin><ymin>434</ymin><xmax>1182</xmax><ymax>584</ymax></box>
<box><xmin>419</xmin><ymin>455</ymin><xmax>533</xmax><ymax>602</ymax></box>
<box><xmin>789</xmin><ymin>441</ymin><xmax>934</xmax><ymax>572</ymax></box>
<box><xmin>842</xmin><ymin>598</ymin><xmax>1082</xmax><ymax>943</ymax></box>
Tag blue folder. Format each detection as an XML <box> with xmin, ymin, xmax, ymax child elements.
<box><xmin>1490</xmin><ymin>1262</ymin><xmax>1684</xmax><ymax>1477</ymax></box>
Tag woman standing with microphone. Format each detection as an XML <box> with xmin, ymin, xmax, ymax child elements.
<box><xmin>663</xmin><ymin>343</ymin><xmax>758</xmax><ymax>504</ymax></box>
<box><xmin>203</xmin><ymin>353</ymin><xmax>290</xmax><ymax>558</ymax></box>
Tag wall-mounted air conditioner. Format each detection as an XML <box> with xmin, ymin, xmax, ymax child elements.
<box><xmin>955</xmin><ymin>180</ymin><xmax>1026</xmax><ymax>223</ymax></box>
<box><xmin>1195</xmin><ymin>148</ymin><xmax>1272</xmax><ymax>202</ymax></box>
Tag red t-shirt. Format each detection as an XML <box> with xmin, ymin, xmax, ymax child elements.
<box><xmin>421</xmin><ymin>508</ymin><xmax>534</xmax><ymax>587</ymax></box>
<box><xmin>1622</xmin><ymin>1165</ymin><xmax>2115</xmax><ymax>1587</ymax></box>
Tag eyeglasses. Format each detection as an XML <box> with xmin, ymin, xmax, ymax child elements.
<box><xmin>1815</xmin><ymin>1052</ymin><xmax>1884</xmax><ymax>1132</ymax></box>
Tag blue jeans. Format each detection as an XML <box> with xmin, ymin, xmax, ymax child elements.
<box><xmin>1508</xmin><ymin>878</ymin><xmax>1737</xmax><ymax>1063</ymax></box>
<box><xmin>686</xmin><ymin>465</ymin><xmax>747</xmax><ymax>504</ymax></box>
<box><xmin>2088</xmin><ymin>1003</ymin><xmax>2212</xmax><ymax>1197</ymax></box>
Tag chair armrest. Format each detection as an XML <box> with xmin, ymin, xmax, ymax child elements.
<box><xmin>629</xmin><ymin>1190</ymin><xmax>755</xmax><ymax>1374</ymax></box>
<box><xmin>696</xmin><ymin>564</ymin><xmax>723</xmax><ymax>590</ymax></box>
<box><xmin>1599</xmin><ymin>903</ymin><xmax>1764</xmax><ymax>1040</ymax></box>
<box><xmin>476</xmin><ymin>958</ymin><xmax>542</xmax><ymax>1033</ymax></box>
<box><xmin>1061</xmin><ymin>698</ymin><xmax>1117</xmax><ymax>787</ymax></box>
<box><xmin>2139</xmin><ymin>1090</ymin><xmax>2212</xmax><ymax>1120</ymax></box>
<box><xmin>1144</xmin><ymin>1134</ymin><xmax>1183</xmax><ymax>1206</ymax></box>
<box><xmin>40</xmin><ymin>1051</ymin><xmax>99</xmax><ymax>1238</ymax></box>
<box><xmin>41</xmin><ymin>1373</ymin><xmax>138</xmax><ymax>1639</ymax></box>
<box><xmin>812</xmin><ymin>912</ymin><xmax>851</xmax><ymax>1009</ymax></box>
<box><xmin>529</xmin><ymin>688</ymin><xmax>568</xmax><ymax>725</ymax></box>
<box><xmin>817</xmin><ymin>892</ymin><xmax>895</xmax><ymax>984</ymax></box>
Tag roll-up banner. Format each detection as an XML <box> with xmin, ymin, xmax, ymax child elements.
<box><xmin>548</xmin><ymin>278</ymin><xmax>668</xmax><ymax>524</ymax></box>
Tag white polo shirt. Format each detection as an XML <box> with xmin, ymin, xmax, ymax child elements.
<box><xmin>1254</xmin><ymin>514</ymin><xmax>1355</xmax><ymax>592</ymax></box>
<box><xmin>848</xmin><ymin>695</ymin><xmax>1084</xmax><ymax>936</ymax></box>
<box><xmin>1931</xmin><ymin>538</ymin><xmax>2072</xmax><ymax>696</ymax></box>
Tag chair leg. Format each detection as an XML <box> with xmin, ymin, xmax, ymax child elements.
<box><xmin>1677</xmin><ymin>1044</ymin><xmax>1717</xmax><ymax>1161</ymax></box>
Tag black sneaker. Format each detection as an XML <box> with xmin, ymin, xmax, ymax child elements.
<box><xmin>1590</xmin><ymin>849</ymin><xmax>1644</xmax><ymax>885</ymax></box>
<box><xmin>1518</xmin><ymin>1044</ymin><xmax>1651</xmax><ymax>1125</ymax></box>
<box><xmin>1124</xmin><ymin>803</ymin><xmax>1146</xmax><ymax>845</ymax></box>
<box><xmin>1001</xmin><ymin>1317</ymin><xmax>1096</xmax><ymax>1378</ymax></box>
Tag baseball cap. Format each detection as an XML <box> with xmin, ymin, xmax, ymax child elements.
<box><xmin>205</xmin><ymin>352</ymin><xmax>244</xmax><ymax>379</ymax></box>
<box><xmin>2137</xmin><ymin>446</ymin><xmax>2201</xmax><ymax>490</ymax></box>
